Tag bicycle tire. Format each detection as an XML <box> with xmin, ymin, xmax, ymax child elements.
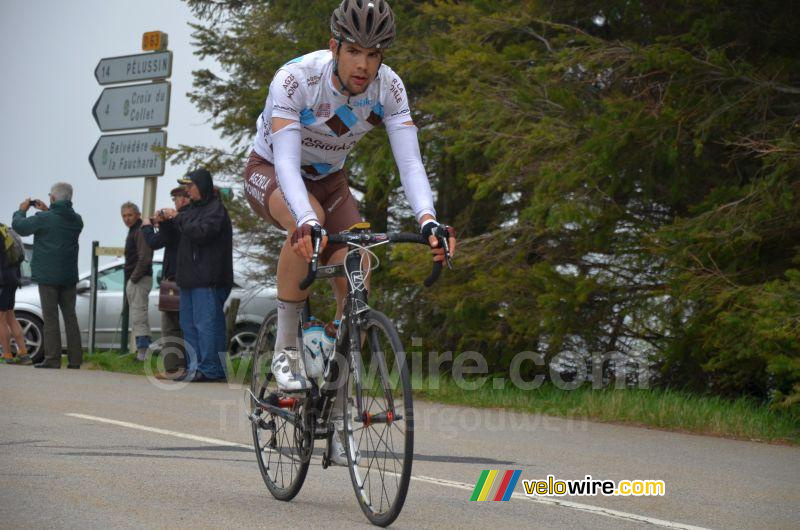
<box><xmin>342</xmin><ymin>310</ymin><xmax>413</xmax><ymax>527</ymax></box>
<box><xmin>250</xmin><ymin>310</ymin><xmax>311</xmax><ymax>501</ymax></box>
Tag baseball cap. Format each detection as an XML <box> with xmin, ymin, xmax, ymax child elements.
<box><xmin>177</xmin><ymin>168</ymin><xmax>214</xmax><ymax>198</ymax></box>
<box><xmin>170</xmin><ymin>186</ymin><xmax>189</xmax><ymax>197</ymax></box>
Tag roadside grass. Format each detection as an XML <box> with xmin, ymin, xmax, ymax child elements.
<box><xmin>80</xmin><ymin>350</ymin><xmax>250</xmax><ymax>379</ymax></box>
<box><xmin>411</xmin><ymin>375</ymin><xmax>800</xmax><ymax>445</ymax></box>
<box><xmin>77</xmin><ymin>351</ymin><xmax>798</xmax><ymax>445</ymax></box>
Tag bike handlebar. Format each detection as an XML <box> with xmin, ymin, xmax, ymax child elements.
<box><xmin>298</xmin><ymin>227</ymin><xmax>452</xmax><ymax>290</ymax></box>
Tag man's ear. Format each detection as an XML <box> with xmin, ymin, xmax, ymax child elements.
<box><xmin>329</xmin><ymin>38</ymin><xmax>338</xmax><ymax>55</ymax></box>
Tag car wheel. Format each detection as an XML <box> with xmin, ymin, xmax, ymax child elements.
<box><xmin>14</xmin><ymin>312</ymin><xmax>44</xmax><ymax>362</ymax></box>
<box><xmin>228</xmin><ymin>323</ymin><xmax>260</xmax><ymax>359</ymax></box>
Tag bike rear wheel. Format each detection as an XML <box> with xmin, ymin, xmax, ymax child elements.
<box><xmin>342</xmin><ymin>310</ymin><xmax>413</xmax><ymax>527</ymax></box>
<box><xmin>250</xmin><ymin>310</ymin><xmax>311</xmax><ymax>501</ymax></box>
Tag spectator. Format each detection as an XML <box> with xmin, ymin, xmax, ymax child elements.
<box><xmin>162</xmin><ymin>169</ymin><xmax>233</xmax><ymax>382</ymax></box>
<box><xmin>142</xmin><ymin>187</ymin><xmax>190</xmax><ymax>377</ymax></box>
<box><xmin>121</xmin><ymin>202</ymin><xmax>153</xmax><ymax>361</ymax></box>
<box><xmin>12</xmin><ymin>183</ymin><xmax>83</xmax><ymax>369</ymax></box>
<box><xmin>0</xmin><ymin>223</ymin><xmax>32</xmax><ymax>364</ymax></box>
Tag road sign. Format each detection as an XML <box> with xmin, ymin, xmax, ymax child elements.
<box><xmin>94</xmin><ymin>246</ymin><xmax>126</xmax><ymax>257</ymax></box>
<box><xmin>88</xmin><ymin>131</ymin><xmax>167</xmax><ymax>179</ymax></box>
<box><xmin>95</xmin><ymin>51</ymin><xmax>172</xmax><ymax>85</ymax></box>
<box><xmin>92</xmin><ymin>81</ymin><xmax>170</xmax><ymax>132</ymax></box>
<box><xmin>142</xmin><ymin>31</ymin><xmax>168</xmax><ymax>51</ymax></box>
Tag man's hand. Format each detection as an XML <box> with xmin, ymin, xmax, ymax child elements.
<box><xmin>19</xmin><ymin>199</ymin><xmax>31</xmax><ymax>212</ymax></box>
<box><xmin>420</xmin><ymin>218</ymin><xmax>457</xmax><ymax>263</ymax></box>
<box><xmin>142</xmin><ymin>217</ymin><xmax>152</xmax><ymax>227</ymax></box>
<box><xmin>290</xmin><ymin>222</ymin><xmax>327</xmax><ymax>264</ymax></box>
<box><xmin>160</xmin><ymin>208</ymin><xmax>178</xmax><ymax>220</ymax></box>
<box><xmin>32</xmin><ymin>199</ymin><xmax>49</xmax><ymax>211</ymax></box>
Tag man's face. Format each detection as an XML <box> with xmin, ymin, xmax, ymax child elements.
<box><xmin>187</xmin><ymin>183</ymin><xmax>202</xmax><ymax>201</ymax></box>
<box><xmin>329</xmin><ymin>39</ymin><xmax>382</xmax><ymax>95</ymax></box>
<box><xmin>121</xmin><ymin>208</ymin><xmax>140</xmax><ymax>228</ymax></box>
<box><xmin>173</xmin><ymin>194</ymin><xmax>190</xmax><ymax>209</ymax></box>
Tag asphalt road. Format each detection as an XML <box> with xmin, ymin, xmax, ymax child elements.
<box><xmin>1</xmin><ymin>365</ymin><xmax>798</xmax><ymax>529</ymax></box>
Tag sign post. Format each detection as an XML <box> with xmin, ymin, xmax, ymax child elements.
<box><xmin>91</xmin><ymin>32</ymin><xmax>171</xmax><ymax>355</ymax></box>
<box><xmin>88</xmin><ymin>241</ymin><xmax>99</xmax><ymax>356</ymax></box>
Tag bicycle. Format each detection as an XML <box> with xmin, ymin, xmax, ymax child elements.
<box><xmin>247</xmin><ymin>222</ymin><xmax>452</xmax><ymax>527</ymax></box>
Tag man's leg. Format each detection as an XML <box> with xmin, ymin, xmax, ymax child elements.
<box><xmin>193</xmin><ymin>287</ymin><xmax>224</xmax><ymax>379</ymax></box>
<box><xmin>37</xmin><ymin>284</ymin><xmax>62</xmax><ymax>366</ymax></box>
<box><xmin>57</xmin><ymin>286</ymin><xmax>83</xmax><ymax>367</ymax></box>
<box><xmin>127</xmin><ymin>277</ymin><xmax>152</xmax><ymax>360</ymax></box>
<box><xmin>179</xmin><ymin>289</ymin><xmax>199</xmax><ymax>374</ymax></box>
<box><xmin>0</xmin><ymin>310</ymin><xmax>11</xmax><ymax>359</ymax></box>
<box><xmin>207</xmin><ymin>286</ymin><xmax>230</xmax><ymax>380</ymax></box>
<box><xmin>269</xmin><ymin>189</ymin><xmax>326</xmax><ymax>350</ymax></box>
<box><xmin>5</xmin><ymin>311</ymin><xmax>29</xmax><ymax>356</ymax></box>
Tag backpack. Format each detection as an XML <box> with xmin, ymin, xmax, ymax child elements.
<box><xmin>0</xmin><ymin>224</ymin><xmax>25</xmax><ymax>265</ymax></box>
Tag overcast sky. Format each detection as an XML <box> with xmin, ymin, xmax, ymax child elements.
<box><xmin>0</xmin><ymin>0</ymin><xmax>230</xmax><ymax>271</ymax></box>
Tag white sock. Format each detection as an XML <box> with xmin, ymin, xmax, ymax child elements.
<box><xmin>275</xmin><ymin>299</ymin><xmax>303</xmax><ymax>353</ymax></box>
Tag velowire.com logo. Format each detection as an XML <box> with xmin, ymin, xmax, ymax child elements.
<box><xmin>469</xmin><ymin>470</ymin><xmax>522</xmax><ymax>502</ymax></box>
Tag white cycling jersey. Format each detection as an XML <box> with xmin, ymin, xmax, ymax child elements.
<box><xmin>252</xmin><ymin>49</ymin><xmax>435</xmax><ymax>225</ymax></box>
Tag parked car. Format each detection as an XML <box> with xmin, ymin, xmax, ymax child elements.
<box><xmin>12</xmin><ymin>258</ymin><xmax>276</xmax><ymax>361</ymax></box>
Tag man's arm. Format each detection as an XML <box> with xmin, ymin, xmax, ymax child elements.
<box><xmin>141</xmin><ymin>224</ymin><xmax>166</xmax><ymax>250</ymax></box>
<box><xmin>176</xmin><ymin>203</ymin><xmax>225</xmax><ymax>245</ymax></box>
<box><xmin>130</xmin><ymin>230</ymin><xmax>154</xmax><ymax>284</ymax></box>
<box><xmin>272</xmin><ymin>118</ymin><xmax>318</xmax><ymax>227</ymax></box>
<box><xmin>11</xmin><ymin>209</ymin><xmax>43</xmax><ymax>237</ymax></box>
<box><xmin>386</xmin><ymin>121</ymin><xmax>436</xmax><ymax>223</ymax></box>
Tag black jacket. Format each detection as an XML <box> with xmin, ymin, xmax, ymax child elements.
<box><xmin>142</xmin><ymin>215</ymin><xmax>182</xmax><ymax>282</ymax></box>
<box><xmin>174</xmin><ymin>192</ymin><xmax>233</xmax><ymax>289</ymax></box>
<box><xmin>0</xmin><ymin>241</ymin><xmax>21</xmax><ymax>288</ymax></box>
<box><xmin>124</xmin><ymin>219</ymin><xmax>153</xmax><ymax>284</ymax></box>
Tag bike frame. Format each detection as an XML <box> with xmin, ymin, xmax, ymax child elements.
<box><xmin>252</xmin><ymin>226</ymin><xmax>450</xmax><ymax>464</ymax></box>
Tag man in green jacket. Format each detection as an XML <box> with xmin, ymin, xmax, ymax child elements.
<box><xmin>12</xmin><ymin>182</ymin><xmax>84</xmax><ymax>369</ymax></box>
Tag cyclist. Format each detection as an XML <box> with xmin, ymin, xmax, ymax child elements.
<box><xmin>244</xmin><ymin>0</ymin><xmax>456</xmax><ymax>462</ymax></box>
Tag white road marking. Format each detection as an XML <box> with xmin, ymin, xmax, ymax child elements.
<box><xmin>67</xmin><ymin>413</ymin><xmax>708</xmax><ymax>530</ymax></box>
<box><xmin>66</xmin><ymin>413</ymin><xmax>252</xmax><ymax>449</ymax></box>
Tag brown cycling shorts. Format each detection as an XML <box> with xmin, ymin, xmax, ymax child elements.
<box><xmin>243</xmin><ymin>150</ymin><xmax>363</xmax><ymax>263</ymax></box>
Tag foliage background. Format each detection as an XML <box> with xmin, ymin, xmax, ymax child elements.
<box><xmin>176</xmin><ymin>0</ymin><xmax>800</xmax><ymax>414</ymax></box>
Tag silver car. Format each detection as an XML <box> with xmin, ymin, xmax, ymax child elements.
<box><xmin>12</xmin><ymin>258</ymin><xmax>276</xmax><ymax>361</ymax></box>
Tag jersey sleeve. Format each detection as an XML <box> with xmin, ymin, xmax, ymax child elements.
<box><xmin>268</xmin><ymin>67</ymin><xmax>307</xmax><ymax>121</ymax></box>
<box><xmin>380</xmin><ymin>68</ymin><xmax>413</xmax><ymax>128</ymax></box>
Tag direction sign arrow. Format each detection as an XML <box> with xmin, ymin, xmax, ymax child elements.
<box><xmin>95</xmin><ymin>50</ymin><xmax>172</xmax><ymax>85</ymax></box>
<box><xmin>88</xmin><ymin>131</ymin><xmax>167</xmax><ymax>179</ymax></box>
<box><xmin>92</xmin><ymin>82</ymin><xmax>170</xmax><ymax>132</ymax></box>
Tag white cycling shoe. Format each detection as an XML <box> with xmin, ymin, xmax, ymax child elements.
<box><xmin>271</xmin><ymin>347</ymin><xmax>311</xmax><ymax>392</ymax></box>
<box><xmin>331</xmin><ymin>428</ymin><xmax>361</xmax><ymax>466</ymax></box>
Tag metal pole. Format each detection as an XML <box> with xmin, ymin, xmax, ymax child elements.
<box><xmin>89</xmin><ymin>241</ymin><xmax>99</xmax><ymax>356</ymax></box>
<box><xmin>142</xmin><ymin>176</ymin><xmax>158</xmax><ymax>218</ymax></box>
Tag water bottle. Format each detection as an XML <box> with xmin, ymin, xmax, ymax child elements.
<box><xmin>302</xmin><ymin>317</ymin><xmax>326</xmax><ymax>379</ymax></box>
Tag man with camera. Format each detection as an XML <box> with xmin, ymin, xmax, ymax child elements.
<box><xmin>142</xmin><ymin>186</ymin><xmax>190</xmax><ymax>376</ymax></box>
<box><xmin>121</xmin><ymin>202</ymin><xmax>153</xmax><ymax>362</ymax></box>
<box><xmin>159</xmin><ymin>169</ymin><xmax>233</xmax><ymax>382</ymax></box>
<box><xmin>12</xmin><ymin>182</ymin><xmax>84</xmax><ymax>369</ymax></box>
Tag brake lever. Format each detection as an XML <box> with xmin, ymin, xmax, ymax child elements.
<box><xmin>437</xmin><ymin>226</ymin><xmax>454</xmax><ymax>270</ymax></box>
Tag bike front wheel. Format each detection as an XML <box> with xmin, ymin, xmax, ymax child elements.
<box><xmin>342</xmin><ymin>310</ymin><xmax>413</xmax><ymax>527</ymax></box>
<box><xmin>250</xmin><ymin>310</ymin><xmax>311</xmax><ymax>501</ymax></box>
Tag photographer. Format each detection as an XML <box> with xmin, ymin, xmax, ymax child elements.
<box><xmin>12</xmin><ymin>183</ymin><xmax>83</xmax><ymax>369</ymax></box>
<box><xmin>160</xmin><ymin>169</ymin><xmax>233</xmax><ymax>382</ymax></box>
<box><xmin>142</xmin><ymin>187</ymin><xmax>190</xmax><ymax>377</ymax></box>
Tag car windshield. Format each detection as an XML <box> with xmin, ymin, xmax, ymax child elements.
<box><xmin>97</xmin><ymin>266</ymin><xmax>125</xmax><ymax>291</ymax></box>
<box><xmin>96</xmin><ymin>263</ymin><xmax>163</xmax><ymax>291</ymax></box>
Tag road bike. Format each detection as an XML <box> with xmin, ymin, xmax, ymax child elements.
<box><xmin>246</xmin><ymin>222</ymin><xmax>451</xmax><ymax>527</ymax></box>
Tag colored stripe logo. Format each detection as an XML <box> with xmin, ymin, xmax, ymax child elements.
<box><xmin>470</xmin><ymin>469</ymin><xmax>521</xmax><ymax>501</ymax></box>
